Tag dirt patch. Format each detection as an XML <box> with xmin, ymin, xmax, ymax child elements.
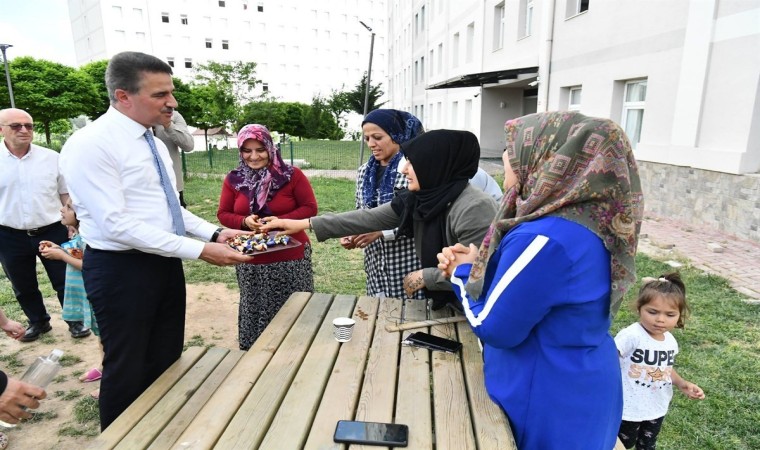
<box><xmin>0</xmin><ymin>283</ymin><xmax>239</xmax><ymax>449</ymax></box>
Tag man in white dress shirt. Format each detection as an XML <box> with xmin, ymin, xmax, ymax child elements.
<box><xmin>0</xmin><ymin>108</ymin><xmax>90</xmax><ymax>342</ymax></box>
<box><xmin>60</xmin><ymin>51</ymin><xmax>251</xmax><ymax>430</ymax></box>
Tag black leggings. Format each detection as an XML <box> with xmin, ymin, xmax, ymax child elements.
<box><xmin>618</xmin><ymin>417</ymin><xmax>665</xmax><ymax>450</ymax></box>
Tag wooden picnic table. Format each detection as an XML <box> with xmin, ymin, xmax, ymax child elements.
<box><xmin>86</xmin><ymin>291</ymin><xmax>625</xmax><ymax>449</ymax></box>
<box><xmin>85</xmin><ymin>292</ymin><xmax>516</xmax><ymax>449</ymax></box>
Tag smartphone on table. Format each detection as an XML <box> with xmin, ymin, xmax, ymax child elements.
<box><xmin>333</xmin><ymin>420</ymin><xmax>409</xmax><ymax>447</ymax></box>
<box><xmin>402</xmin><ymin>331</ymin><xmax>462</xmax><ymax>353</ymax></box>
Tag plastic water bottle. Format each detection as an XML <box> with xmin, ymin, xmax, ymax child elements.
<box><xmin>0</xmin><ymin>349</ymin><xmax>63</xmax><ymax>428</ymax></box>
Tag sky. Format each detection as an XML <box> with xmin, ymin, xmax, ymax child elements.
<box><xmin>0</xmin><ymin>0</ymin><xmax>78</xmax><ymax>66</ymax></box>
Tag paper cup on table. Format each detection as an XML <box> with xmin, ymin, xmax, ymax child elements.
<box><xmin>333</xmin><ymin>317</ymin><xmax>356</xmax><ymax>342</ymax></box>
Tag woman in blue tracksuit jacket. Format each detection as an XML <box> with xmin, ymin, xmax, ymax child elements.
<box><xmin>438</xmin><ymin>111</ymin><xmax>644</xmax><ymax>450</ymax></box>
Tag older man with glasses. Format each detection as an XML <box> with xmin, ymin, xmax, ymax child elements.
<box><xmin>0</xmin><ymin>108</ymin><xmax>91</xmax><ymax>342</ymax></box>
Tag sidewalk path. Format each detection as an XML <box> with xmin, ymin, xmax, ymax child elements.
<box><xmin>639</xmin><ymin>213</ymin><xmax>760</xmax><ymax>301</ymax></box>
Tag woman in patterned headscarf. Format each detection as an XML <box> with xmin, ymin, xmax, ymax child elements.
<box><xmin>343</xmin><ymin>109</ymin><xmax>425</xmax><ymax>300</ymax></box>
<box><xmin>217</xmin><ymin>124</ymin><xmax>317</xmax><ymax>350</ymax></box>
<box><xmin>437</xmin><ymin>111</ymin><xmax>643</xmax><ymax>450</ymax></box>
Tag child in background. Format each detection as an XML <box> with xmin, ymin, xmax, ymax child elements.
<box><xmin>39</xmin><ymin>199</ymin><xmax>102</xmax><ymax>398</ymax></box>
<box><xmin>615</xmin><ymin>272</ymin><xmax>705</xmax><ymax>450</ymax></box>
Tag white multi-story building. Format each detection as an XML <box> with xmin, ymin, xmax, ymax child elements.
<box><xmin>67</xmin><ymin>0</ymin><xmax>387</xmax><ymax>104</ymax></box>
<box><xmin>387</xmin><ymin>0</ymin><xmax>760</xmax><ymax>241</ymax></box>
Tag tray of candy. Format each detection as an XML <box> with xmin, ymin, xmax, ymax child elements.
<box><xmin>227</xmin><ymin>231</ymin><xmax>301</xmax><ymax>255</ymax></box>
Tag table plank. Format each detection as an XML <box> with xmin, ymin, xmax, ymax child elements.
<box><xmin>148</xmin><ymin>349</ymin><xmax>244</xmax><ymax>450</ymax></box>
<box><xmin>456</xmin><ymin>321</ymin><xmax>516</xmax><ymax>449</ymax></box>
<box><xmin>214</xmin><ymin>293</ymin><xmax>333</xmax><ymax>449</ymax></box>
<box><xmin>114</xmin><ymin>348</ymin><xmax>230</xmax><ymax>449</ymax></box>
<box><xmin>430</xmin><ymin>308</ymin><xmax>477</xmax><ymax>449</ymax></box>
<box><xmin>259</xmin><ymin>294</ymin><xmax>357</xmax><ymax>449</ymax></box>
<box><xmin>88</xmin><ymin>346</ymin><xmax>206</xmax><ymax>450</ymax></box>
<box><xmin>353</xmin><ymin>297</ymin><xmax>403</xmax><ymax>450</ymax></box>
<box><xmin>304</xmin><ymin>296</ymin><xmax>379</xmax><ymax>450</ymax></box>
<box><xmin>172</xmin><ymin>291</ymin><xmax>311</xmax><ymax>449</ymax></box>
<box><xmin>395</xmin><ymin>299</ymin><xmax>433</xmax><ymax>449</ymax></box>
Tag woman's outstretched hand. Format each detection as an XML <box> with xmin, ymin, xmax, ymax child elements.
<box><xmin>340</xmin><ymin>235</ymin><xmax>358</xmax><ymax>249</ymax></box>
<box><xmin>437</xmin><ymin>243</ymin><xmax>478</xmax><ymax>278</ymax></box>
<box><xmin>259</xmin><ymin>218</ymin><xmax>310</xmax><ymax>236</ymax></box>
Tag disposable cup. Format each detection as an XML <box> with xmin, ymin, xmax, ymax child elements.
<box><xmin>333</xmin><ymin>317</ymin><xmax>356</xmax><ymax>342</ymax></box>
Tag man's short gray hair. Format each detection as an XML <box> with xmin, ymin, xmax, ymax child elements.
<box><xmin>105</xmin><ymin>51</ymin><xmax>173</xmax><ymax>104</ymax></box>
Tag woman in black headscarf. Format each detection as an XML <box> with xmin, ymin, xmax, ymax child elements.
<box><xmin>260</xmin><ymin>130</ymin><xmax>498</xmax><ymax>307</ymax></box>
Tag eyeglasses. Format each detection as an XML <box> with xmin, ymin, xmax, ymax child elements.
<box><xmin>1</xmin><ymin>123</ymin><xmax>34</xmax><ymax>131</ymax></box>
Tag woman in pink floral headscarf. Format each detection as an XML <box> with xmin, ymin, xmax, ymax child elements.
<box><xmin>217</xmin><ymin>124</ymin><xmax>317</xmax><ymax>350</ymax></box>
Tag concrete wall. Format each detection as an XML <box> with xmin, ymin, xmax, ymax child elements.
<box><xmin>639</xmin><ymin>162</ymin><xmax>760</xmax><ymax>242</ymax></box>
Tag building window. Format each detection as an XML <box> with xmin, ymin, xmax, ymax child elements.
<box><xmin>566</xmin><ymin>0</ymin><xmax>590</xmax><ymax>18</ymax></box>
<box><xmin>185</xmin><ymin>58</ymin><xmax>193</xmax><ymax>69</ymax></box>
<box><xmin>258</xmin><ymin>2</ymin><xmax>264</xmax><ymax>12</ymax></box>
<box><xmin>568</xmin><ymin>87</ymin><xmax>582</xmax><ymax>111</ymax></box>
<box><xmin>451</xmin><ymin>101</ymin><xmax>459</xmax><ymax>124</ymax></box>
<box><xmin>167</xmin><ymin>57</ymin><xmax>174</xmax><ymax>67</ymax></box>
<box><xmin>161</xmin><ymin>12</ymin><xmax>169</xmax><ymax>23</ymax></box>
<box><xmin>494</xmin><ymin>2</ymin><xmax>505</xmax><ymax>50</ymax></box>
<box><xmin>205</xmin><ymin>39</ymin><xmax>213</xmax><ymax>49</ymax></box>
<box><xmin>519</xmin><ymin>0</ymin><xmax>533</xmax><ymax>37</ymax></box>
<box><xmin>466</xmin><ymin>23</ymin><xmax>474</xmax><ymax>63</ymax></box>
<box><xmin>452</xmin><ymin>32</ymin><xmax>459</xmax><ymax>67</ymax></box>
<box><xmin>181</xmin><ymin>14</ymin><xmax>188</xmax><ymax>25</ymax></box>
<box><xmin>222</xmin><ymin>40</ymin><xmax>229</xmax><ymax>50</ymax></box>
<box><xmin>262</xmin><ymin>83</ymin><xmax>269</xmax><ymax>92</ymax></box>
<box><xmin>437</xmin><ymin>43</ymin><xmax>443</xmax><ymax>73</ymax></box>
<box><xmin>218</xmin><ymin>0</ymin><xmax>226</xmax><ymax>7</ymax></box>
<box><xmin>622</xmin><ymin>79</ymin><xmax>647</xmax><ymax>149</ymax></box>
<box><xmin>414</xmin><ymin>60</ymin><xmax>419</xmax><ymax>84</ymax></box>
<box><xmin>420</xmin><ymin>56</ymin><xmax>425</xmax><ymax>84</ymax></box>
<box><xmin>420</xmin><ymin>6</ymin><xmax>425</xmax><ymax>32</ymax></box>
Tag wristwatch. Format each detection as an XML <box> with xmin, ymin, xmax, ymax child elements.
<box><xmin>210</xmin><ymin>227</ymin><xmax>224</xmax><ymax>242</ymax></box>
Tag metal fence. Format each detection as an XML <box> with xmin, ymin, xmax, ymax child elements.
<box><xmin>182</xmin><ymin>140</ymin><xmax>364</xmax><ymax>178</ymax></box>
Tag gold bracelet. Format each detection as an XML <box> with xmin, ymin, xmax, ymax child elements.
<box><xmin>308</xmin><ymin>218</ymin><xmax>313</xmax><ymax>231</ymax></box>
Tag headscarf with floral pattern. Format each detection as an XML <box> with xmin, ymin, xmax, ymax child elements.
<box><xmin>465</xmin><ymin>111</ymin><xmax>644</xmax><ymax>318</ymax></box>
<box><xmin>229</xmin><ymin>124</ymin><xmax>294</xmax><ymax>216</ymax></box>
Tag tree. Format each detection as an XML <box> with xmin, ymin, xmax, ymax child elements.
<box><xmin>193</xmin><ymin>60</ymin><xmax>261</xmax><ymax>110</ymax></box>
<box><xmin>345</xmin><ymin>72</ymin><xmax>386</xmax><ymax>115</ymax></box>
<box><xmin>238</xmin><ymin>101</ymin><xmax>285</xmax><ymax>133</ymax></box>
<box><xmin>182</xmin><ymin>83</ymin><xmax>235</xmax><ymax>151</ymax></box>
<box><xmin>0</xmin><ymin>57</ymin><xmax>99</xmax><ymax>145</ymax></box>
<box><xmin>306</xmin><ymin>96</ymin><xmax>344</xmax><ymax>140</ymax></box>
<box><xmin>79</xmin><ymin>59</ymin><xmax>110</xmax><ymax>120</ymax></box>
<box><xmin>325</xmin><ymin>89</ymin><xmax>352</xmax><ymax>130</ymax></box>
<box><xmin>239</xmin><ymin>100</ymin><xmax>342</xmax><ymax>140</ymax></box>
<box><xmin>186</xmin><ymin>61</ymin><xmax>262</xmax><ymax>148</ymax></box>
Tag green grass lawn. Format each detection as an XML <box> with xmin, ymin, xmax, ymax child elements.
<box><xmin>182</xmin><ymin>140</ymin><xmax>363</xmax><ymax>176</ymax></box>
<box><xmin>1</xmin><ymin>173</ymin><xmax>757</xmax><ymax>449</ymax></box>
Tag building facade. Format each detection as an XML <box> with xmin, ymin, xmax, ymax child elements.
<box><xmin>67</xmin><ymin>0</ymin><xmax>387</xmax><ymax>104</ymax></box>
<box><xmin>387</xmin><ymin>0</ymin><xmax>760</xmax><ymax>241</ymax></box>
